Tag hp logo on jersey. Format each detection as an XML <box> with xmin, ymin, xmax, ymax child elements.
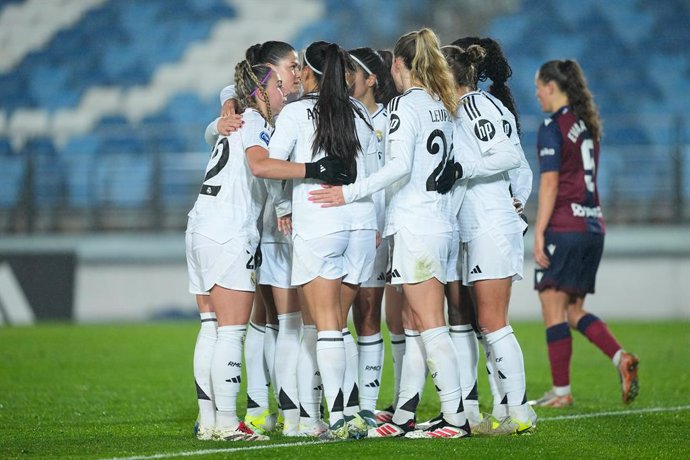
<box><xmin>474</xmin><ymin>119</ymin><xmax>496</xmax><ymax>142</ymax></box>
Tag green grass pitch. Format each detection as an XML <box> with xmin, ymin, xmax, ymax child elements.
<box><xmin>1</xmin><ymin>320</ymin><xmax>689</xmax><ymax>459</ymax></box>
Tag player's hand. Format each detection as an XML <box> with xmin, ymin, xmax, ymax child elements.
<box><xmin>304</xmin><ymin>156</ymin><xmax>355</xmax><ymax>185</ymax></box>
<box><xmin>221</xmin><ymin>98</ymin><xmax>239</xmax><ymax>118</ymax></box>
<box><xmin>513</xmin><ymin>197</ymin><xmax>524</xmax><ymax>214</ymax></box>
<box><xmin>435</xmin><ymin>160</ymin><xmax>463</xmax><ymax>194</ymax></box>
<box><xmin>217</xmin><ymin>114</ymin><xmax>243</xmax><ymax>136</ymax></box>
<box><xmin>277</xmin><ymin>214</ymin><xmax>292</xmax><ymax>235</ymax></box>
<box><xmin>375</xmin><ymin>230</ymin><xmax>382</xmax><ymax>249</ymax></box>
<box><xmin>308</xmin><ymin>184</ymin><xmax>346</xmax><ymax>208</ymax></box>
<box><xmin>534</xmin><ymin>231</ymin><xmax>550</xmax><ymax>269</ymax></box>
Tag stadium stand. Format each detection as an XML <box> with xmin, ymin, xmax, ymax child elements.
<box><xmin>0</xmin><ymin>0</ymin><xmax>687</xmax><ymax>231</ymax></box>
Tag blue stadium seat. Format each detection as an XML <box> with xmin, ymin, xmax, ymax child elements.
<box><xmin>62</xmin><ymin>152</ymin><xmax>96</xmax><ymax>208</ymax></box>
<box><xmin>0</xmin><ymin>155</ymin><xmax>25</xmax><ymax>209</ymax></box>
<box><xmin>95</xmin><ymin>152</ymin><xmax>153</xmax><ymax>208</ymax></box>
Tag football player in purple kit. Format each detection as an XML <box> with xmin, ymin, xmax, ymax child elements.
<box><xmin>532</xmin><ymin>59</ymin><xmax>639</xmax><ymax>408</ymax></box>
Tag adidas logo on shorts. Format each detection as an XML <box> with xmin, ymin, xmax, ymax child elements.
<box><xmin>470</xmin><ymin>265</ymin><xmax>482</xmax><ymax>274</ymax></box>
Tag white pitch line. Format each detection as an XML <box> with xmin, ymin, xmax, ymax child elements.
<box><xmin>102</xmin><ymin>440</ymin><xmax>331</xmax><ymax>460</ymax></box>
<box><xmin>539</xmin><ymin>404</ymin><xmax>690</xmax><ymax>421</ymax></box>
<box><xmin>105</xmin><ymin>405</ymin><xmax>690</xmax><ymax>460</ymax></box>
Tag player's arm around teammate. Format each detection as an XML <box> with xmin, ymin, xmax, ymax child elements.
<box><xmin>254</xmin><ymin>41</ymin><xmax>379</xmax><ymax>439</ymax></box>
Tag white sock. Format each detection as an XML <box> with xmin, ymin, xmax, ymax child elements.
<box><xmin>449</xmin><ymin>324</ymin><xmax>480</xmax><ymax>424</ymax></box>
<box><xmin>612</xmin><ymin>349</ymin><xmax>623</xmax><ymax>367</ymax></box>
<box><xmin>277</xmin><ymin>313</ymin><xmax>302</xmax><ymax>433</ymax></box>
<box><xmin>485</xmin><ymin>326</ymin><xmax>527</xmax><ymax>416</ymax></box>
<box><xmin>389</xmin><ymin>333</ymin><xmax>406</xmax><ymax>409</ymax></box>
<box><xmin>298</xmin><ymin>325</ymin><xmax>322</xmax><ymax>421</ymax></box>
<box><xmin>316</xmin><ymin>330</ymin><xmax>346</xmax><ymax>426</ymax></box>
<box><xmin>194</xmin><ymin>312</ymin><xmax>217</xmax><ymax>428</ymax></box>
<box><xmin>342</xmin><ymin>327</ymin><xmax>360</xmax><ymax>417</ymax></box>
<box><xmin>358</xmin><ymin>333</ymin><xmax>384</xmax><ymax>412</ymax></box>
<box><xmin>243</xmin><ymin>322</ymin><xmax>268</xmax><ymax>418</ymax></box>
<box><xmin>554</xmin><ymin>385</ymin><xmax>571</xmax><ymax>396</ymax></box>
<box><xmin>392</xmin><ymin>330</ymin><xmax>426</xmax><ymax>426</ymax></box>
<box><xmin>212</xmin><ymin>325</ymin><xmax>246</xmax><ymax>430</ymax></box>
<box><xmin>264</xmin><ymin>323</ymin><xmax>279</xmax><ymax>405</ymax></box>
<box><xmin>422</xmin><ymin>326</ymin><xmax>467</xmax><ymax>428</ymax></box>
<box><xmin>479</xmin><ymin>333</ymin><xmax>507</xmax><ymax>418</ymax></box>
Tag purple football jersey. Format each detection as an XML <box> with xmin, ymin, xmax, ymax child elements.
<box><xmin>537</xmin><ymin>106</ymin><xmax>605</xmax><ymax>234</ymax></box>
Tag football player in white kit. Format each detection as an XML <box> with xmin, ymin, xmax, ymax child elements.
<box><xmin>449</xmin><ymin>35</ymin><xmax>533</xmax><ymax>427</ymax></box>
<box><xmin>345</xmin><ymin>46</ymin><xmax>400</xmax><ymax>425</ymax></box>
<box><xmin>199</xmin><ymin>41</ymin><xmax>305</xmax><ymax>437</ymax></box>
<box><xmin>310</xmin><ymin>28</ymin><xmax>470</xmax><ymax>440</ymax></box>
<box><xmin>185</xmin><ymin>58</ymin><xmax>287</xmax><ymax>442</ymax></box>
<box><xmin>436</xmin><ymin>44</ymin><xmax>537</xmax><ymax>435</ymax></box>
<box><xmin>249</xmin><ymin>40</ymin><xmax>378</xmax><ymax>440</ymax></box>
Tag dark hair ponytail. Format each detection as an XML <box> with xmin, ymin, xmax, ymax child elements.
<box><xmin>304</xmin><ymin>41</ymin><xmax>365</xmax><ymax>177</ymax></box>
<box><xmin>349</xmin><ymin>47</ymin><xmax>398</xmax><ymax>106</ymax></box>
<box><xmin>442</xmin><ymin>44</ymin><xmax>486</xmax><ymax>90</ymax></box>
<box><xmin>452</xmin><ymin>36</ymin><xmax>521</xmax><ymax>134</ymax></box>
<box><xmin>538</xmin><ymin>59</ymin><xmax>602</xmax><ymax>140</ymax></box>
<box><xmin>245</xmin><ymin>41</ymin><xmax>295</xmax><ymax>66</ymax></box>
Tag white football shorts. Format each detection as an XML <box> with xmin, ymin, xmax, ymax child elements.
<box><xmin>446</xmin><ymin>230</ymin><xmax>462</xmax><ymax>283</ymax></box>
<box><xmin>257</xmin><ymin>242</ymin><xmax>293</xmax><ymax>289</ymax></box>
<box><xmin>389</xmin><ymin>227</ymin><xmax>452</xmax><ymax>285</ymax></box>
<box><xmin>292</xmin><ymin>230</ymin><xmax>376</xmax><ymax>286</ymax></box>
<box><xmin>361</xmin><ymin>239</ymin><xmax>389</xmax><ymax>288</ymax></box>
<box><xmin>462</xmin><ymin>227</ymin><xmax>524</xmax><ymax>285</ymax></box>
<box><xmin>186</xmin><ymin>231</ymin><xmax>259</xmax><ymax>294</ymax></box>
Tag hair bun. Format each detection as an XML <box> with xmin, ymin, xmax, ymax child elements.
<box><xmin>246</xmin><ymin>43</ymin><xmax>263</xmax><ymax>65</ymax></box>
<box><xmin>466</xmin><ymin>45</ymin><xmax>487</xmax><ymax>65</ymax></box>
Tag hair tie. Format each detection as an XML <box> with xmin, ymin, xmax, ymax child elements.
<box><xmin>250</xmin><ymin>69</ymin><xmax>272</xmax><ymax>97</ymax></box>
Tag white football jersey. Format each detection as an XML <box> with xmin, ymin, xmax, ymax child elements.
<box><xmin>382</xmin><ymin>88</ymin><xmax>455</xmax><ymax>236</ymax></box>
<box><xmin>268</xmin><ymin>95</ymin><xmax>377</xmax><ymax>239</ymax></box>
<box><xmin>480</xmin><ymin>90</ymin><xmax>533</xmax><ymax>206</ymax></box>
<box><xmin>455</xmin><ymin>91</ymin><xmax>526</xmax><ymax>241</ymax></box>
<box><xmin>187</xmin><ymin>109</ymin><xmax>271</xmax><ymax>243</ymax></box>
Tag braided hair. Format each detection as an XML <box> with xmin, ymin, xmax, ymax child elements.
<box><xmin>234</xmin><ymin>60</ymin><xmax>274</xmax><ymax>126</ymax></box>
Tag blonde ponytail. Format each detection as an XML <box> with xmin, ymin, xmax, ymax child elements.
<box><xmin>405</xmin><ymin>28</ymin><xmax>458</xmax><ymax>114</ymax></box>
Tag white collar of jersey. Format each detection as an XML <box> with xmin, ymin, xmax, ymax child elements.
<box><xmin>460</xmin><ymin>90</ymin><xmax>481</xmax><ymax>101</ymax></box>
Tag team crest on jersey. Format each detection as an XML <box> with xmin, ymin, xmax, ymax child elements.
<box><xmin>474</xmin><ymin>119</ymin><xmax>496</xmax><ymax>142</ymax></box>
<box><xmin>375</xmin><ymin>129</ymin><xmax>383</xmax><ymax>141</ymax></box>
<box><xmin>502</xmin><ymin>120</ymin><xmax>512</xmax><ymax>137</ymax></box>
<box><xmin>259</xmin><ymin>131</ymin><xmax>271</xmax><ymax>145</ymax></box>
<box><xmin>389</xmin><ymin>114</ymin><xmax>400</xmax><ymax>134</ymax></box>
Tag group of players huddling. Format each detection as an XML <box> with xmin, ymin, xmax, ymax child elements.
<box><xmin>185</xmin><ymin>27</ymin><xmax>640</xmax><ymax>442</ymax></box>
